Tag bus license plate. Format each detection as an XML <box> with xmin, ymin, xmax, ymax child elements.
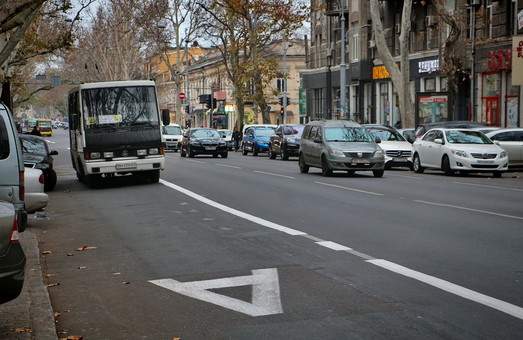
<box><xmin>116</xmin><ymin>162</ymin><xmax>137</xmax><ymax>170</ymax></box>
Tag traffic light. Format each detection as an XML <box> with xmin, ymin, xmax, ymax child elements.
<box><xmin>278</xmin><ymin>97</ymin><xmax>289</xmax><ymax>107</ymax></box>
<box><xmin>205</xmin><ymin>97</ymin><xmax>217</xmax><ymax>109</ymax></box>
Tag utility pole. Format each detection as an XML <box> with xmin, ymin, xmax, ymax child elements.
<box><xmin>282</xmin><ymin>38</ymin><xmax>289</xmax><ymax>125</ymax></box>
<box><xmin>470</xmin><ymin>3</ymin><xmax>477</xmax><ymax>123</ymax></box>
<box><xmin>184</xmin><ymin>37</ymin><xmax>192</xmax><ymax>125</ymax></box>
<box><xmin>339</xmin><ymin>0</ymin><xmax>347</xmax><ymax>120</ymax></box>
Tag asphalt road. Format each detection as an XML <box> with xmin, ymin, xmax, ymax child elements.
<box><xmin>32</xmin><ymin>129</ymin><xmax>523</xmax><ymax>339</ymax></box>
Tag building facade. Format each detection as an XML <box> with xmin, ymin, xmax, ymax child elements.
<box><xmin>302</xmin><ymin>0</ymin><xmax>523</xmax><ymax>128</ymax></box>
<box><xmin>184</xmin><ymin>40</ymin><xmax>307</xmax><ymax>129</ymax></box>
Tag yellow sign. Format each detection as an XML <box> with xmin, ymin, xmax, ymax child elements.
<box><xmin>512</xmin><ymin>36</ymin><xmax>523</xmax><ymax>86</ymax></box>
<box><xmin>372</xmin><ymin>66</ymin><xmax>390</xmax><ymax>80</ymax></box>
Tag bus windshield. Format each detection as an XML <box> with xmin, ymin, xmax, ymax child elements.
<box><xmin>82</xmin><ymin>86</ymin><xmax>159</xmax><ymax>130</ymax></box>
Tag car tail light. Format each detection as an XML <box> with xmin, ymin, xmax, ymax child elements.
<box><xmin>39</xmin><ymin>173</ymin><xmax>45</xmax><ymax>184</ymax></box>
<box><xmin>10</xmin><ymin>216</ymin><xmax>20</xmax><ymax>244</ymax></box>
<box><xmin>19</xmin><ymin>170</ymin><xmax>24</xmax><ymax>201</ymax></box>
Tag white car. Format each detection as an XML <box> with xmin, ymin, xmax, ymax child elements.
<box><xmin>24</xmin><ymin>167</ymin><xmax>48</xmax><ymax>213</ymax></box>
<box><xmin>162</xmin><ymin>124</ymin><xmax>183</xmax><ymax>152</ymax></box>
<box><xmin>218</xmin><ymin>129</ymin><xmax>234</xmax><ymax>150</ymax></box>
<box><xmin>486</xmin><ymin>128</ymin><xmax>523</xmax><ymax>169</ymax></box>
<box><xmin>412</xmin><ymin>128</ymin><xmax>509</xmax><ymax>177</ymax></box>
<box><xmin>365</xmin><ymin>125</ymin><xmax>413</xmax><ymax>169</ymax></box>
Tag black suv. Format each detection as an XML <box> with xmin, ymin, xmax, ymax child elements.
<box><xmin>180</xmin><ymin>128</ymin><xmax>228</xmax><ymax>158</ymax></box>
<box><xmin>268</xmin><ymin>124</ymin><xmax>304</xmax><ymax>160</ymax></box>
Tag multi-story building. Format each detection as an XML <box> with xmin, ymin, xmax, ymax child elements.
<box><xmin>302</xmin><ymin>0</ymin><xmax>523</xmax><ymax>128</ymax></box>
<box><xmin>184</xmin><ymin>40</ymin><xmax>307</xmax><ymax>129</ymax></box>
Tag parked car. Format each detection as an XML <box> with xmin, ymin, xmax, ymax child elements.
<box><xmin>242</xmin><ymin>124</ymin><xmax>277</xmax><ymax>134</ymax></box>
<box><xmin>180</xmin><ymin>128</ymin><xmax>228</xmax><ymax>158</ymax></box>
<box><xmin>0</xmin><ymin>201</ymin><xmax>25</xmax><ymax>304</ymax></box>
<box><xmin>486</xmin><ymin>128</ymin><xmax>523</xmax><ymax>169</ymax></box>
<box><xmin>242</xmin><ymin>126</ymin><xmax>276</xmax><ymax>156</ymax></box>
<box><xmin>218</xmin><ymin>129</ymin><xmax>234</xmax><ymax>150</ymax></box>
<box><xmin>415</xmin><ymin>121</ymin><xmax>484</xmax><ymax>140</ymax></box>
<box><xmin>365</xmin><ymin>125</ymin><xmax>413</xmax><ymax>170</ymax></box>
<box><xmin>0</xmin><ymin>102</ymin><xmax>26</xmax><ymax>232</ymax></box>
<box><xmin>24</xmin><ymin>167</ymin><xmax>48</xmax><ymax>213</ymax></box>
<box><xmin>268</xmin><ymin>124</ymin><xmax>304</xmax><ymax>160</ymax></box>
<box><xmin>299</xmin><ymin>120</ymin><xmax>385</xmax><ymax>177</ymax></box>
<box><xmin>412</xmin><ymin>129</ymin><xmax>508</xmax><ymax>177</ymax></box>
<box><xmin>19</xmin><ymin>135</ymin><xmax>58</xmax><ymax>191</ymax></box>
<box><xmin>397</xmin><ymin>128</ymin><xmax>416</xmax><ymax>143</ymax></box>
<box><xmin>162</xmin><ymin>124</ymin><xmax>183</xmax><ymax>152</ymax></box>
<box><xmin>472</xmin><ymin>127</ymin><xmax>500</xmax><ymax>134</ymax></box>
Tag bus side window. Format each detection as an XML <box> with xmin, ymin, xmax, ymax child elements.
<box><xmin>68</xmin><ymin>91</ymin><xmax>80</xmax><ymax>131</ymax></box>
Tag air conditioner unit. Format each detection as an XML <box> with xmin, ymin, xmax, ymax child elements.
<box><xmin>369</xmin><ymin>40</ymin><xmax>376</xmax><ymax>48</ymax></box>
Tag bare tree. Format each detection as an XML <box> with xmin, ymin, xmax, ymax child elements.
<box><xmin>370</xmin><ymin>0</ymin><xmax>415</xmax><ymax>128</ymax></box>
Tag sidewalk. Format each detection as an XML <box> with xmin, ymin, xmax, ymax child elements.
<box><xmin>0</xmin><ymin>230</ymin><xmax>58</xmax><ymax>340</ymax></box>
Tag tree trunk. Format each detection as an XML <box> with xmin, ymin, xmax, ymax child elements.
<box><xmin>1</xmin><ymin>79</ymin><xmax>13</xmax><ymax>112</ymax></box>
<box><xmin>370</xmin><ymin>0</ymin><xmax>415</xmax><ymax>128</ymax></box>
<box><xmin>253</xmin><ymin>73</ymin><xmax>270</xmax><ymax>124</ymax></box>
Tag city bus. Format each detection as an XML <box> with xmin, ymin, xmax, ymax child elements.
<box><xmin>36</xmin><ymin>119</ymin><xmax>52</xmax><ymax>136</ymax></box>
<box><xmin>67</xmin><ymin>81</ymin><xmax>165</xmax><ymax>186</ymax></box>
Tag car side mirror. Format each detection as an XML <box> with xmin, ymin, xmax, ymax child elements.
<box><xmin>434</xmin><ymin>138</ymin><xmax>443</xmax><ymax>145</ymax></box>
<box><xmin>49</xmin><ymin>150</ymin><xmax>58</xmax><ymax>156</ymax></box>
<box><xmin>375</xmin><ymin>137</ymin><xmax>381</xmax><ymax>144</ymax></box>
<box><xmin>314</xmin><ymin>137</ymin><xmax>322</xmax><ymax>144</ymax></box>
<box><xmin>406</xmin><ymin>137</ymin><xmax>414</xmax><ymax>144</ymax></box>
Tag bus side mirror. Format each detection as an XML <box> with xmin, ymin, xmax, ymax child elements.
<box><xmin>161</xmin><ymin>109</ymin><xmax>170</xmax><ymax>126</ymax></box>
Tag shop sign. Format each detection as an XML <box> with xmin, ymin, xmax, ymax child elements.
<box><xmin>372</xmin><ymin>66</ymin><xmax>390</xmax><ymax>80</ymax></box>
<box><xmin>418</xmin><ymin>59</ymin><xmax>439</xmax><ymax>74</ymax></box>
<box><xmin>512</xmin><ymin>36</ymin><xmax>523</xmax><ymax>85</ymax></box>
<box><xmin>487</xmin><ymin>49</ymin><xmax>511</xmax><ymax>72</ymax></box>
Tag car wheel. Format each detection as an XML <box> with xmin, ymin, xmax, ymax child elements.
<box><xmin>299</xmin><ymin>153</ymin><xmax>309</xmax><ymax>174</ymax></box>
<box><xmin>252</xmin><ymin>145</ymin><xmax>259</xmax><ymax>156</ymax></box>
<box><xmin>373</xmin><ymin>170</ymin><xmax>384</xmax><ymax>178</ymax></box>
<box><xmin>281</xmin><ymin>146</ymin><xmax>289</xmax><ymax>161</ymax></box>
<box><xmin>242</xmin><ymin>147</ymin><xmax>248</xmax><ymax>156</ymax></box>
<box><xmin>321</xmin><ymin>155</ymin><xmax>333</xmax><ymax>177</ymax></box>
<box><xmin>84</xmin><ymin>174</ymin><xmax>101</xmax><ymax>188</ymax></box>
<box><xmin>188</xmin><ymin>146</ymin><xmax>195</xmax><ymax>158</ymax></box>
<box><xmin>413</xmin><ymin>153</ymin><xmax>424</xmax><ymax>174</ymax></box>
<box><xmin>493</xmin><ymin>171</ymin><xmax>502</xmax><ymax>178</ymax></box>
<box><xmin>384</xmin><ymin>163</ymin><xmax>391</xmax><ymax>170</ymax></box>
<box><xmin>221</xmin><ymin>152</ymin><xmax>228</xmax><ymax>158</ymax></box>
<box><xmin>442</xmin><ymin>155</ymin><xmax>454</xmax><ymax>176</ymax></box>
<box><xmin>347</xmin><ymin>170</ymin><xmax>355</xmax><ymax>176</ymax></box>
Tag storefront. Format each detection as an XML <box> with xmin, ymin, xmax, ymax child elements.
<box><xmin>372</xmin><ymin>65</ymin><xmax>396</xmax><ymax>126</ymax></box>
<box><xmin>477</xmin><ymin>45</ymin><xmax>521</xmax><ymax>127</ymax></box>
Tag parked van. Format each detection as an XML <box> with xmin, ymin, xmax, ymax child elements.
<box><xmin>0</xmin><ymin>102</ymin><xmax>26</xmax><ymax>230</ymax></box>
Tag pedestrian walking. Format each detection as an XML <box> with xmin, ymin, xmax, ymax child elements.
<box><xmin>233</xmin><ymin>129</ymin><xmax>242</xmax><ymax>151</ymax></box>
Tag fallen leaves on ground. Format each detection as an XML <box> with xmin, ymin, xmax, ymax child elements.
<box><xmin>112</xmin><ymin>272</ymin><xmax>121</xmax><ymax>275</ymax></box>
<box><xmin>54</xmin><ymin>312</ymin><xmax>61</xmax><ymax>318</ymax></box>
<box><xmin>45</xmin><ymin>273</ymin><xmax>56</xmax><ymax>278</ymax></box>
<box><xmin>15</xmin><ymin>327</ymin><xmax>32</xmax><ymax>333</ymax></box>
<box><xmin>66</xmin><ymin>253</ymin><xmax>74</xmax><ymax>256</ymax></box>
<box><xmin>76</xmin><ymin>245</ymin><xmax>97</xmax><ymax>251</ymax></box>
<box><xmin>77</xmin><ymin>266</ymin><xmax>87</xmax><ymax>270</ymax></box>
<box><xmin>62</xmin><ymin>336</ymin><xmax>83</xmax><ymax>340</ymax></box>
<box><xmin>41</xmin><ymin>250</ymin><xmax>52</xmax><ymax>255</ymax></box>
<box><xmin>121</xmin><ymin>281</ymin><xmax>130</xmax><ymax>285</ymax></box>
<box><xmin>47</xmin><ymin>282</ymin><xmax>60</xmax><ymax>288</ymax></box>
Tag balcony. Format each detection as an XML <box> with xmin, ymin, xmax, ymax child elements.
<box><xmin>325</xmin><ymin>0</ymin><xmax>349</xmax><ymax>17</ymax></box>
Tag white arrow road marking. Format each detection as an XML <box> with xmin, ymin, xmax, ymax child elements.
<box><xmin>150</xmin><ymin>268</ymin><xmax>283</xmax><ymax>317</ymax></box>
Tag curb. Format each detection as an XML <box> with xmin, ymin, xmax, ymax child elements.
<box><xmin>21</xmin><ymin>230</ymin><xmax>58</xmax><ymax>340</ymax></box>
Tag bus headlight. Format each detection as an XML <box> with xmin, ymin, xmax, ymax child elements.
<box><xmin>90</xmin><ymin>152</ymin><xmax>101</xmax><ymax>159</ymax></box>
<box><xmin>103</xmin><ymin>152</ymin><xmax>114</xmax><ymax>158</ymax></box>
<box><xmin>148</xmin><ymin>148</ymin><xmax>159</xmax><ymax>155</ymax></box>
<box><xmin>137</xmin><ymin>149</ymin><xmax>147</xmax><ymax>156</ymax></box>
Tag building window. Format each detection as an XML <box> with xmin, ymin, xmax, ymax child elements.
<box><xmin>424</xmin><ymin>78</ymin><xmax>436</xmax><ymax>92</ymax></box>
<box><xmin>351</xmin><ymin>33</ymin><xmax>360</xmax><ymax>62</ymax></box>
<box><xmin>276</xmin><ymin>78</ymin><xmax>287</xmax><ymax>93</ymax></box>
<box><xmin>351</xmin><ymin>0</ymin><xmax>358</xmax><ymax>12</ymax></box>
<box><xmin>440</xmin><ymin>77</ymin><xmax>448</xmax><ymax>92</ymax></box>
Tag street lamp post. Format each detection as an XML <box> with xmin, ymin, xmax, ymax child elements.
<box><xmin>469</xmin><ymin>0</ymin><xmax>480</xmax><ymax>122</ymax></box>
<box><xmin>339</xmin><ymin>0</ymin><xmax>347</xmax><ymax>120</ymax></box>
<box><xmin>282</xmin><ymin>38</ymin><xmax>290</xmax><ymax>124</ymax></box>
<box><xmin>184</xmin><ymin>38</ymin><xmax>192</xmax><ymax>125</ymax></box>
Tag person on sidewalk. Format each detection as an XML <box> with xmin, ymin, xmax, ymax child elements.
<box><xmin>233</xmin><ymin>129</ymin><xmax>242</xmax><ymax>152</ymax></box>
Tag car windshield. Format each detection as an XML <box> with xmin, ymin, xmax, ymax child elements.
<box><xmin>163</xmin><ymin>126</ymin><xmax>182</xmax><ymax>135</ymax></box>
<box><xmin>218</xmin><ymin>130</ymin><xmax>232</xmax><ymax>138</ymax></box>
<box><xmin>445</xmin><ymin>130</ymin><xmax>493</xmax><ymax>144</ymax></box>
<box><xmin>283</xmin><ymin>126</ymin><xmax>304</xmax><ymax>136</ymax></box>
<box><xmin>191</xmin><ymin>129</ymin><xmax>220</xmax><ymax>139</ymax></box>
<box><xmin>20</xmin><ymin>138</ymin><xmax>47</xmax><ymax>155</ymax></box>
<box><xmin>254</xmin><ymin>128</ymin><xmax>275</xmax><ymax>137</ymax></box>
<box><xmin>82</xmin><ymin>86</ymin><xmax>159</xmax><ymax>130</ymax></box>
<box><xmin>324</xmin><ymin>127</ymin><xmax>374</xmax><ymax>143</ymax></box>
<box><xmin>368</xmin><ymin>128</ymin><xmax>406</xmax><ymax>141</ymax></box>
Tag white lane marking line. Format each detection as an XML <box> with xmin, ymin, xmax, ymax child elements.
<box><xmin>253</xmin><ymin>171</ymin><xmax>295</xmax><ymax>179</ymax></box>
<box><xmin>45</xmin><ymin>140</ymin><xmax>56</xmax><ymax>144</ymax></box>
<box><xmin>453</xmin><ymin>181</ymin><xmax>523</xmax><ymax>192</ymax></box>
<box><xmin>414</xmin><ymin>200</ymin><xmax>523</xmax><ymax>221</ymax></box>
<box><xmin>216</xmin><ymin>163</ymin><xmax>242</xmax><ymax>169</ymax></box>
<box><xmin>150</xmin><ymin>268</ymin><xmax>283</xmax><ymax>317</ymax></box>
<box><xmin>316</xmin><ymin>241</ymin><xmax>352</xmax><ymax>251</ymax></box>
<box><xmin>367</xmin><ymin>259</ymin><xmax>523</xmax><ymax>321</ymax></box>
<box><xmin>315</xmin><ymin>181</ymin><xmax>384</xmax><ymax>196</ymax></box>
<box><xmin>185</xmin><ymin>159</ymin><xmax>205</xmax><ymax>164</ymax></box>
<box><xmin>387</xmin><ymin>174</ymin><xmax>422</xmax><ymax>180</ymax></box>
<box><xmin>159</xmin><ymin>179</ymin><xmax>306</xmax><ymax>236</ymax></box>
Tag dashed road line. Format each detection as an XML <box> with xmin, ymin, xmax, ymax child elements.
<box><xmin>216</xmin><ymin>163</ymin><xmax>242</xmax><ymax>169</ymax></box>
<box><xmin>453</xmin><ymin>181</ymin><xmax>523</xmax><ymax>192</ymax></box>
<box><xmin>367</xmin><ymin>259</ymin><xmax>523</xmax><ymax>321</ymax></box>
<box><xmin>159</xmin><ymin>178</ymin><xmax>523</xmax><ymax>321</ymax></box>
<box><xmin>315</xmin><ymin>181</ymin><xmax>384</xmax><ymax>196</ymax></box>
<box><xmin>253</xmin><ymin>171</ymin><xmax>295</xmax><ymax>179</ymax></box>
<box><xmin>414</xmin><ymin>200</ymin><xmax>523</xmax><ymax>221</ymax></box>
<box><xmin>387</xmin><ymin>173</ymin><xmax>423</xmax><ymax>180</ymax></box>
<box><xmin>185</xmin><ymin>159</ymin><xmax>206</xmax><ymax>164</ymax></box>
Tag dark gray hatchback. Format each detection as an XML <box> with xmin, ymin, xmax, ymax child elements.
<box><xmin>298</xmin><ymin>120</ymin><xmax>385</xmax><ymax>177</ymax></box>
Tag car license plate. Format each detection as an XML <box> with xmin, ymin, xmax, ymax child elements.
<box><xmin>116</xmin><ymin>162</ymin><xmax>137</xmax><ymax>170</ymax></box>
<box><xmin>393</xmin><ymin>157</ymin><xmax>406</xmax><ymax>162</ymax></box>
<box><xmin>477</xmin><ymin>160</ymin><xmax>493</xmax><ymax>164</ymax></box>
<box><xmin>205</xmin><ymin>146</ymin><xmax>217</xmax><ymax>151</ymax></box>
<box><xmin>352</xmin><ymin>159</ymin><xmax>369</xmax><ymax>165</ymax></box>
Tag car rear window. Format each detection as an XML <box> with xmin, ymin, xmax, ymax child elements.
<box><xmin>0</xmin><ymin>115</ymin><xmax>10</xmax><ymax>160</ymax></box>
